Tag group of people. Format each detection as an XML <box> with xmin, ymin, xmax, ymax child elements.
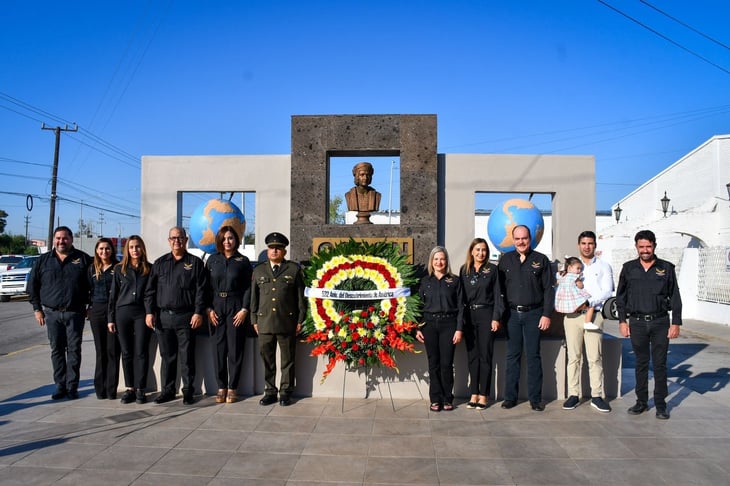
<box><xmin>29</xmin><ymin>225</ymin><xmax>306</xmax><ymax>407</ymax></box>
<box><xmin>416</xmin><ymin>225</ymin><xmax>682</xmax><ymax>419</ymax></box>
<box><xmin>29</xmin><ymin>224</ymin><xmax>682</xmax><ymax>419</ymax></box>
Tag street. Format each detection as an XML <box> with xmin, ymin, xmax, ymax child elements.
<box><xmin>0</xmin><ymin>298</ymin><xmax>50</xmax><ymax>356</ymax></box>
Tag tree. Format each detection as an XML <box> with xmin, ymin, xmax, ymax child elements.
<box><xmin>329</xmin><ymin>195</ymin><xmax>345</xmax><ymax>224</ymax></box>
<box><xmin>0</xmin><ymin>209</ymin><xmax>7</xmax><ymax>234</ymax></box>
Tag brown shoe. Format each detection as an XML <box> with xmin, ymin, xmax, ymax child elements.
<box><xmin>226</xmin><ymin>389</ymin><xmax>238</xmax><ymax>403</ymax></box>
<box><xmin>215</xmin><ymin>389</ymin><xmax>227</xmax><ymax>403</ymax></box>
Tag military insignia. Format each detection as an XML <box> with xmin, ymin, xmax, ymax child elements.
<box><xmin>235</xmin><ymin>257</ymin><xmax>244</xmax><ymax>262</ymax></box>
<box><xmin>655</xmin><ymin>268</ymin><xmax>666</xmax><ymax>276</ymax></box>
<box><xmin>183</xmin><ymin>263</ymin><xmax>193</xmax><ymax>271</ymax></box>
<box><xmin>72</xmin><ymin>258</ymin><xmax>82</xmax><ymax>265</ymax></box>
<box><xmin>445</xmin><ymin>276</ymin><xmax>454</xmax><ymax>284</ymax></box>
<box><xmin>284</xmin><ymin>275</ymin><xmax>294</xmax><ymax>282</ymax></box>
<box><xmin>531</xmin><ymin>261</ymin><xmax>542</xmax><ymax>269</ymax></box>
<box><xmin>481</xmin><ymin>266</ymin><xmax>491</xmax><ymax>274</ymax></box>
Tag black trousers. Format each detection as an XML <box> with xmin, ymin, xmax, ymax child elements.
<box><xmin>157</xmin><ymin>311</ymin><xmax>196</xmax><ymax>394</ymax></box>
<box><xmin>212</xmin><ymin>297</ymin><xmax>246</xmax><ymax>390</ymax></box>
<box><xmin>44</xmin><ymin>309</ymin><xmax>85</xmax><ymax>391</ymax></box>
<box><xmin>116</xmin><ymin>305</ymin><xmax>151</xmax><ymax>390</ymax></box>
<box><xmin>465</xmin><ymin>307</ymin><xmax>496</xmax><ymax>396</ymax></box>
<box><xmin>88</xmin><ymin>303</ymin><xmax>120</xmax><ymax>397</ymax></box>
<box><xmin>259</xmin><ymin>332</ymin><xmax>296</xmax><ymax>396</ymax></box>
<box><xmin>421</xmin><ymin>316</ymin><xmax>457</xmax><ymax>404</ymax></box>
<box><xmin>629</xmin><ymin>317</ymin><xmax>670</xmax><ymax>407</ymax></box>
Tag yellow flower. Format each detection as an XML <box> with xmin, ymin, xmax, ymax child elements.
<box><xmin>374</xmin><ymin>330</ymin><xmax>385</xmax><ymax>341</ymax></box>
<box><xmin>337</xmin><ymin>327</ymin><xmax>347</xmax><ymax>338</ymax></box>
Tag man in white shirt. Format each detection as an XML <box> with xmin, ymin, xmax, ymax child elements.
<box><xmin>562</xmin><ymin>231</ymin><xmax>614</xmax><ymax>412</ymax></box>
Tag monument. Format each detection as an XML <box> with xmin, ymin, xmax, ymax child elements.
<box><xmin>344</xmin><ymin>161</ymin><xmax>382</xmax><ymax>224</ymax></box>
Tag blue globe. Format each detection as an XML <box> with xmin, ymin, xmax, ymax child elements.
<box><xmin>189</xmin><ymin>199</ymin><xmax>246</xmax><ymax>254</ymax></box>
<box><xmin>487</xmin><ymin>198</ymin><xmax>544</xmax><ymax>253</ymax></box>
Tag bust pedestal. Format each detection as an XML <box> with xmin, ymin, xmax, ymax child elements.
<box><xmin>354</xmin><ymin>211</ymin><xmax>373</xmax><ymax>224</ymax></box>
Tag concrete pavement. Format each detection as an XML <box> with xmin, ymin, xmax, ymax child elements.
<box><xmin>1</xmin><ymin>317</ymin><xmax>730</xmax><ymax>485</ymax></box>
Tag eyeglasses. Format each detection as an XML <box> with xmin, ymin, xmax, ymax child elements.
<box><xmin>168</xmin><ymin>236</ymin><xmax>186</xmax><ymax>241</ymax></box>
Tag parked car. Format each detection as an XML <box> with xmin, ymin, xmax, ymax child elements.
<box><xmin>0</xmin><ymin>255</ymin><xmax>24</xmax><ymax>271</ymax></box>
<box><xmin>0</xmin><ymin>256</ymin><xmax>39</xmax><ymax>302</ymax></box>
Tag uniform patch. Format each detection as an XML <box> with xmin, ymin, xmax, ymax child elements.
<box><xmin>184</xmin><ymin>263</ymin><xmax>193</xmax><ymax>271</ymax></box>
<box><xmin>531</xmin><ymin>261</ymin><xmax>542</xmax><ymax>269</ymax></box>
<box><xmin>655</xmin><ymin>268</ymin><xmax>666</xmax><ymax>276</ymax></box>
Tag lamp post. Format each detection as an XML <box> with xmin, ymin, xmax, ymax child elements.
<box><xmin>726</xmin><ymin>182</ymin><xmax>730</xmax><ymax>200</ymax></box>
<box><xmin>614</xmin><ymin>203</ymin><xmax>622</xmax><ymax>223</ymax></box>
<box><xmin>660</xmin><ymin>191</ymin><xmax>670</xmax><ymax>218</ymax></box>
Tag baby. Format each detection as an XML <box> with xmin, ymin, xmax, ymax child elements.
<box><xmin>555</xmin><ymin>257</ymin><xmax>597</xmax><ymax>330</ymax></box>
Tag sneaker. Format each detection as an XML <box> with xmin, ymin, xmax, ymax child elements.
<box><xmin>591</xmin><ymin>397</ymin><xmax>611</xmax><ymax>413</ymax></box>
<box><xmin>562</xmin><ymin>395</ymin><xmax>579</xmax><ymax>410</ymax></box>
<box><xmin>583</xmin><ymin>321</ymin><xmax>600</xmax><ymax>330</ymax></box>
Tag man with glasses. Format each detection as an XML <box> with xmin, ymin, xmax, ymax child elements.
<box><xmin>250</xmin><ymin>232</ymin><xmax>307</xmax><ymax>406</ymax></box>
<box><xmin>29</xmin><ymin>226</ymin><xmax>92</xmax><ymax>400</ymax></box>
<box><xmin>145</xmin><ymin>226</ymin><xmax>208</xmax><ymax>404</ymax></box>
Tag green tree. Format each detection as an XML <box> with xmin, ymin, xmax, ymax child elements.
<box><xmin>0</xmin><ymin>234</ymin><xmax>29</xmax><ymax>254</ymax></box>
<box><xmin>0</xmin><ymin>209</ymin><xmax>7</xmax><ymax>234</ymax></box>
<box><xmin>329</xmin><ymin>195</ymin><xmax>345</xmax><ymax>224</ymax></box>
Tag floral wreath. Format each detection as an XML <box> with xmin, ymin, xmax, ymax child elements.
<box><xmin>302</xmin><ymin>239</ymin><xmax>421</xmax><ymax>382</ymax></box>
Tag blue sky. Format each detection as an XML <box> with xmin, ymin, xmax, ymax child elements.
<box><xmin>2</xmin><ymin>1</ymin><xmax>729</xmax><ymax>241</ymax></box>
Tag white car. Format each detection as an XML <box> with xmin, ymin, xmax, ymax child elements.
<box><xmin>0</xmin><ymin>256</ymin><xmax>39</xmax><ymax>302</ymax></box>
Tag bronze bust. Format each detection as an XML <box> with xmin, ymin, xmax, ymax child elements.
<box><xmin>344</xmin><ymin>162</ymin><xmax>382</xmax><ymax>224</ymax></box>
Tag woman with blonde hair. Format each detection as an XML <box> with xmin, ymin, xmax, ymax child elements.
<box><xmin>416</xmin><ymin>246</ymin><xmax>465</xmax><ymax>412</ymax></box>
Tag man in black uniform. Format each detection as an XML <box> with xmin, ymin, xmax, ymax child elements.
<box><xmin>145</xmin><ymin>226</ymin><xmax>208</xmax><ymax>405</ymax></box>
<box><xmin>497</xmin><ymin>225</ymin><xmax>554</xmax><ymax>411</ymax></box>
<box><xmin>250</xmin><ymin>232</ymin><xmax>307</xmax><ymax>406</ymax></box>
<box><xmin>29</xmin><ymin>226</ymin><xmax>92</xmax><ymax>400</ymax></box>
<box><xmin>617</xmin><ymin>229</ymin><xmax>682</xmax><ymax>420</ymax></box>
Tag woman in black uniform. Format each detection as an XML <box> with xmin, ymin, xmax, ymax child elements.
<box><xmin>108</xmin><ymin>235</ymin><xmax>152</xmax><ymax>404</ymax></box>
<box><xmin>459</xmin><ymin>238</ymin><xmax>502</xmax><ymax>410</ymax></box>
<box><xmin>206</xmin><ymin>225</ymin><xmax>253</xmax><ymax>404</ymax></box>
<box><xmin>415</xmin><ymin>246</ymin><xmax>465</xmax><ymax>412</ymax></box>
<box><xmin>87</xmin><ymin>238</ymin><xmax>119</xmax><ymax>399</ymax></box>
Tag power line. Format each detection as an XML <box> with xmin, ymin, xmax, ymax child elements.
<box><xmin>639</xmin><ymin>0</ymin><xmax>730</xmax><ymax>51</ymax></box>
<box><xmin>597</xmin><ymin>0</ymin><xmax>730</xmax><ymax>76</ymax></box>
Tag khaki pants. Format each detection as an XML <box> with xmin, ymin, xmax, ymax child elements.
<box><xmin>564</xmin><ymin>312</ymin><xmax>604</xmax><ymax>398</ymax></box>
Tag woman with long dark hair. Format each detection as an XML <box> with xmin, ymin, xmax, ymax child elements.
<box><xmin>108</xmin><ymin>235</ymin><xmax>152</xmax><ymax>404</ymax></box>
<box><xmin>459</xmin><ymin>238</ymin><xmax>502</xmax><ymax>410</ymax></box>
<box><xmin>206</xmin><ymin>225</ymin><xmax>252</xmax><ymax>404</ymax></box>
<box><xmin>415</xmin><ymin>246</ymin><xmax>465</xmax><ymax>412</ymax></box>
<box><xmin>87</xmin><ymin>237</ymin><xmax>119</xmax><ymax>399</ymax></box>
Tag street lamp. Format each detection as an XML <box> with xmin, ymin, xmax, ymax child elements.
<box><xmin>614</xmin><ymin>203</ymin><xmax>622</xmax><ymax>223</ymax></box>
<box><xmin>660</xmin><ymin>191</ymin><xmax>670</xmax><ymax>218</ymax></box>
<box><xmin>726</xmin><ymin>182</ymin><xmax>730</xmax><ymax>200</ymax></box>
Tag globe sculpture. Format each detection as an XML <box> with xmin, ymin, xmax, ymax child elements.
<box><xmin>189</xmin><ymin>199</ymin><xmax>246</xmax><ymax>254</ymax></box>
<box><xmin>487</xmin><ymin>198</ymin><xmax>544</xmax><ymax>253</ymax></box>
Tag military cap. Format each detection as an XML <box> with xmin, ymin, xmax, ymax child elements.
<box><xmin>265</xmin><ymin>232</ymin><xmax>289</xmax><ymax>248</ymax></box>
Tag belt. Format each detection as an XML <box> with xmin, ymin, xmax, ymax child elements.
<box><xmin>424</xmin><ymin>312</ymin><xmax>458</xmax><ymax>319</ymax></box>
<box><xmin>216</xmin><ymin>291</ymin><xmax>242</xmax><ymax>298</ymax></box>
<box><xmin>630</xmin><ymin>312</ymin><xmax>668</xmax><ymax>322</ymax></box>
<box><xmin>160</xmin><ymin>308</ymin><xmax>194</xmax><ymax>315</ymax></box>
<box><xmin>469</xmin><ymin>304</ymin><xmax>490</xmax><ymax>310</ymax></box>
<box><xmin>509</xmin><ymin>304</ymin><xmax>541</xmax><ymax>312</ymax></box>
<box><xmin>43</xmin><ymin>305</ymin><xmax>79</xmax><ymax>313</ymax></box>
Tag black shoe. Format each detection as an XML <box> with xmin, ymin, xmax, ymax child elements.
<box><xmin>182</xmin><ymin>390</ymin><xmax>194</xmax><ymax>405</ymax></box>
<box><xmin>562</xmin><ymin>395</ymin><xmax>579</xmax><ymax>410</ymax></box>
<box><xmin>590</xmin><ymin>397</ymin><xmax>612</xmax><ymax>413</ymax></box>
<box><xmin>120</xmin><ymin>389</ymin><xmax>135</xmax><ymax>404</ymax></box>
<box><xmin>530</xmin><ymin>401</ymin><xmax>545</xmax><ymax>411</ymax></box>
<box><xmin>655</xmin><ymin>407</ymin><xmax>670</xmax><ymax>420</ymax></box>
<box><xmin>627</xmin><ymin>401</ymin><xmax>648</xmax><ymax>415</ymax></box>
<box><xmin>108</xmin><ymin>392</ymin><xmax>117</xmax><ymax>400</ymax></box>
<box><xmin>154</xmin><ymin>391</ymin><xmax>176</xmax><ymax>404</ymax></box>
<box><xmin>259</xmin><ymin>394</ymin><xmax>278</xmax><ymax>406</ymax></box>
<box><xmin>96</xmin><ymin>392</ymin><xmax>108</xmax><ymax>400</ymax></box>
<box><xmin>136</xmin><ymin>389</ymin><xmax>147</xmax><ymax>404</ymax></box>
<box><xmin>501</xmin><ymin>400</ymin><xmax>517</xmax><ymax>409</ymax></box>
<box><xmin>67</xmin><ymin>389</ymin><xmax>79</xmax><ymax>400</ymax></box>
<box><xmin>279</xmin><ymin>395</ymin><xmax>292</xmax><ymax>406</ymax></box>
<box><xmin>51</xmin><ymin>387</ymin><xmax>67</xmax><ymax>400</ymax></box>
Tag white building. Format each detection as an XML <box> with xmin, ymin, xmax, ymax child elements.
<box><xmin>598</xmin><ymin>134</ymin><xmax>730</xmax><ymax>325</ymax></box>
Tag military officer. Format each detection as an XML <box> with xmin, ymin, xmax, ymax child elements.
<box><xmin>250</xmin><ymin>232</ymin><xmax>307</xmax><ymax>406</ymax></box>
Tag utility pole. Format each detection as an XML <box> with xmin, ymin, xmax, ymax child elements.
<box><xmin>24</xmin><ymin>214</ymin><xmax>30</xmax><ymax>244</ymax></box>
<box><xmin>98</xmin><ymin>211</ymin><xmax>105</xmax><ymax>236</ymax></box>
<box><xmin>42</xmin><ymin>123</ymin><xmax>78</xmax><ymax>248</ymax></box>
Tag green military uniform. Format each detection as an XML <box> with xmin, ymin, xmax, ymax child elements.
<box><xmin>250</xmin><ymin>238</ymin><xmax>307</xmax><ymax>402</ymax></box>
